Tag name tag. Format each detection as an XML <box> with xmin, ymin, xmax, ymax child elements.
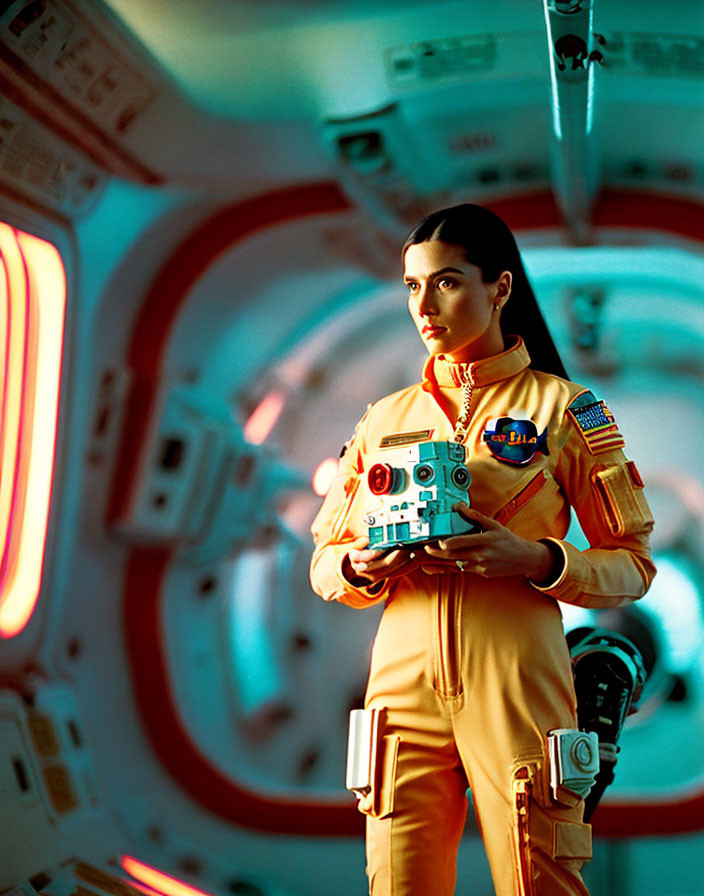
<box><xmin>379</xmin><ymin>429</ymin><xmax>434</xmax><ymax>448</ymax></box>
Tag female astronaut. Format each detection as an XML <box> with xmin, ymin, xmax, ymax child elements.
<box><xmin>309</xmin><ymin>204</ymin><xmax>655</xmax><ymax>896</ymax></box>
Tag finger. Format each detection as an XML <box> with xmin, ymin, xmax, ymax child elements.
<box><xmin>453</xmin><ymin>556</ymin><xmax>489</xmax><ymax>576</ymax></box>
<box><xmin>353</xmin><ymin>547</ymin><xmax>391</xmax><ymax>563</ymax></box>
<box><xmin>370</xmin><ymin>548</ymin><xmax>403</xmax><ymax>567</ymax></box>
<box><xmin>453</xmin><ymin>503</ymin><xmax>499</xmax><ymax>528</ymax></box>
<box><xmin>383</xmin><ymin>552</ymin><xmax>423</xmax><ymax>579</ymax></box>
<box><xmin>378</xmin><ymin>548</ymin><xmax>422</xmax><ymax>571</ymax></box>
<box><xmin>424</xmin><ymin>542</ymin><xmax>455</xmax><ymax>557</ymax></box>
<box><xmin>424</xmin><ymin>535</ymin><xmax>486</xmax><ymax>554</ymax></box>
<box><xmin>418</xmin><ymin>551</ymin><xmax>488</xmax><ymax>576</ymax></box>
<box><xmin>361</xmin><ymin>550</ymin><xmax>419</xmax><ymax>580</ymax></box>
<box><xmin>358</xmin><ymin>548</ymin><xmax>403</xmax><ymax>570</ymax></box>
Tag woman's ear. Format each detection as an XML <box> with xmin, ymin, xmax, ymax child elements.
<box><xmin>495</xmin><ymin>270</ymin><xmax>512</xmax><ymax>309</ymax></box>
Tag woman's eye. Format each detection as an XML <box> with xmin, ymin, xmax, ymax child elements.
<box><xmin>437</xmin><ymin>278</ymin><xmax>454</xmax><ymax>289</ymax></box>
<box><xmin>406</xmin><ymin>282</ymin><xmax>419</xmax><ymax>293</ymax></box>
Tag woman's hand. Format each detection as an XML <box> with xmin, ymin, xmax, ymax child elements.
<box><xmin>346</xmin><ymin>540</ymin><xmax>422</xmax><ymax>586</ymax></box>
<box><xmin>422</xmin><ymin>503</ymin><xmax>555</xmax><ymax>582</ymax></box>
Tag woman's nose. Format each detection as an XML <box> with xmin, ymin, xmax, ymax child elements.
<box><xmin>417</xmin><ymin>285</ymin><xmax>436</xmax><ymax>316</ymax></box>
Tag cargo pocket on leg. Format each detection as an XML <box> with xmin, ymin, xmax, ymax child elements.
<box><xmin>368</xmin><ymin>734</ymin><xmax>400</xmax><ymax>819</ymax></box>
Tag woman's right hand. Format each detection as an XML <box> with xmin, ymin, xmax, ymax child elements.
<box><xmin>345</xmin><ymin>541</ymin><xmax>421</xmax><ymax>586</ymax></box>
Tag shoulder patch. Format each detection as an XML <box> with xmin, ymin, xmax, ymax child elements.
<box><xmin>567</xmin><ymin>392</ymin><xmax>625</xmax><ymax>455</ymax></box>
<box><xmin>567</xmin><ymin>390</ymin><xmax>598</xmax><ymax>410</ymax></box>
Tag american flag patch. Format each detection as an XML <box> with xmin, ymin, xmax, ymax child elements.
<box><xmin>568</xmin><ymin>399</ymin><xmax>625</xmax><ymax>455</ymax></box>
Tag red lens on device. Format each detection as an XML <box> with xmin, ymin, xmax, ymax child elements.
<box><xmin>368</xmin><ymin>463</ymin><xmax>393</xmax><ymax>495</ymax></box>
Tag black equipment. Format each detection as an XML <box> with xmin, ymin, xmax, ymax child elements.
<box><xmin>567</xmin><ymin>626</ymin><xmax>648</xmax><ymax>822</ymax></box>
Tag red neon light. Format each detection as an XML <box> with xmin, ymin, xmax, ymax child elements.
<box><xmin>0</xmin><ymin>225</ymin><xmax>66</xmax><ymax>638</ymax></box>
<box><xmin>121</xmin><ymin>856</ymin><xmax>216</xmax><ymax>896</ymax></box>
<box><xmin>312</xmin><ymin>457</ymin><xmax>338</xmax><ymax>496</ymax></box>
<box><xmin>243</xmin><ymin>390</ymin><xmax>285</xmax><ymax>444</ymax></box>
<box><xmin>0</xmin><ymin>229</ymin><xmax>26</xmax><ymax>588</ymax></box>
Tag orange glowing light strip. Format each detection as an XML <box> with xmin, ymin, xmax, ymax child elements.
<box><xmin>0</xmin><ymin>257</ymin><xmax>7</xmax><ymax>437</ymax></box>
<box><xmin>121</xmin><ymin>857</ymin><xmax>217</xmax><ymax>896</ymax></box>
<box><xmin>0</xmin><ymin>257</ymin><xmax>10</xmax><ymax>551</ymax></box>
<box><xmin>312</xmin><ymin>457</ymin><xmax>339</xmax><ymax>496</ymax></box>
<box><xmin>0</xmin><ymin>226</ymin><xmax>66</xmax><ymax>638</ymax></box>
<box><xmin>243</xmin><ymin>390</ymin><xmax>285</xmax><ymax>444</ymax></box>
<box><xmin>0</xmin><ymin>226</ymin><xmax>26</xmax><ymax>588</ymax></box>
<box><xmin>127</xmin><ymin>880</ymin><xmax>168</xmax><ymax>896</ymax></box>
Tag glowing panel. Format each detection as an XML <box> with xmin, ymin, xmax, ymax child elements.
<box><xmin>243</xmin><ymin>390</ymin><xmax>285</xmax><ymax>444</ymax></box>
<box><xmin>0</xmin><ymin>225</ymin><xmax>66</xmax><ymax>638</ymax></box>
<box><xmin>636</xmin><ymin>554</ymin><xmax>704</xmax><ymax>672</ymax></box>
<box><xmin>121</xmin><ymin>857</ymin><xmax>216</xmax><ymax>896</ymax></box>
<box><xmin>561</xmin><ymin>552</ymin><xmax>704</xmax><ymax>674</ymax></box>
<box><xmin>312</xmin><ymin>457</ymin><xmax>338</xmax><ymax>496</ymax></box>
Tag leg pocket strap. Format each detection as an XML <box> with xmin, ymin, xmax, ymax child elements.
<box><xmin>530</xmin><ymin>807</ymin><xmax>593</xmax><ymax>861</ymax></box>
<box><xmin>357</xmin><ymin>734</ymin><xmax>400</xmax><ymax>819</ymax></box>
<box><xmin>554</xmin><ymin>820</ymin><xmax>593</xmax><ymax>861</ymax></box>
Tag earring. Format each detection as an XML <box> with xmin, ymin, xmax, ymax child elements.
<box><xmin>493</xmin><ymin>303</ymin><xmax>500</xmax><ymax>312</ymax></box>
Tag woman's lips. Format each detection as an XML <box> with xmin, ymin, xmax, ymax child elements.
<box><xmin>422</xmin><ymin>323</ymin><xmax>447</xmax><ymax>338</ymax></box>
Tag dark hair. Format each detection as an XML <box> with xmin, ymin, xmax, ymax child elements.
<box><xmin>403</xmin><ymin>203</ymin><xmax>568</xmax><ymax>379</ymax></box>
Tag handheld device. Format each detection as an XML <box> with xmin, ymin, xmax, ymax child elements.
<box><xmin>363</xmin><ymin>440</ymin><xmax>480</xmax><ymax>550</ymax></box>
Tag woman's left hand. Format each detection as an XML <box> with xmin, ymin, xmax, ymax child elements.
<box><xmin>423</xmin><ymin>502</ymin><xmax>554</xmax><ymax>582</ymax></box>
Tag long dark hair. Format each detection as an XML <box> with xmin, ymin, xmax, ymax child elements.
<box><xmin>403</xmin><ymin>203</ymin><xmax>568</xmax><ymax>379</ymax></box>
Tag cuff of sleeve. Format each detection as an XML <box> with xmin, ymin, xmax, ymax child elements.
<box><xmin>338</xmin><ymin>553</ymin><xmax>390</xmax><ymax>602</ymax></box>
<box><xmin>529</xmin><ymin>537</ymin><xmax>569</xmax><ymax>592</ymax></box>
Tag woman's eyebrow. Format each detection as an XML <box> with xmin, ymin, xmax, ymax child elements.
<box><xmin>404</xmin><ymin>266</ymin><xmax>465</xmax><ymax>281</ymax></box>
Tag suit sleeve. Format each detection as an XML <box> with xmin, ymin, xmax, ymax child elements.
<box><xmin>532</xmin><ymin>398</ymin><xmax>656</xmax><ymax>609</ymax></box>
<box><xmin>309</xmin><ymin>411</ymin><xmax>392</xmax><ymax>609</ymax></box>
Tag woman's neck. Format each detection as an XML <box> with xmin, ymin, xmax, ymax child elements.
<box><xmin>444</xmin><ymin>330</ymin><xmax>506</xmax><ymax>365</ymax></box>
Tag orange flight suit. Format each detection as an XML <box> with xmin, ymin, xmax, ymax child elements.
<box><xmin>310</xmin><ymin>337</ymin><xmax>655</xmax><ymax>896</ymax></box>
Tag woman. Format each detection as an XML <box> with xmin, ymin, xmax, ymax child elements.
<box><xmin>309</xmin><ymin>204</ymin><xmax>655</xmax><ymax>896</ymax></box>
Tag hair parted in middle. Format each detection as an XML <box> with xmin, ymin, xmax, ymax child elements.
<box><xmin>403</xmin><ymin>203</ymin><xmax>568</xmax><ymax>379</ymax></box>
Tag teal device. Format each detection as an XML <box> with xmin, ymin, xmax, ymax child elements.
<box><xmin>363</xmin><ymin>440</ymin><xmax>479</xmax><ymax>550</ymax></box>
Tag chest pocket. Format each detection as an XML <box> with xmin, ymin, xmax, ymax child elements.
<box><xmin>592</xmin><ymin>462</ymin><xmax>654</xmax><ymax>537</ymax></box>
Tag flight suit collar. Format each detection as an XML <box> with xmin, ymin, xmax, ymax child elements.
<box><xmin>422</xmin><ymin>335</ymin><xmax>531</xmax><ymax>390</ymax></box>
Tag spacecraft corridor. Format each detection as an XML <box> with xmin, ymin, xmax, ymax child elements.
<box><xmin>0</xmin><ymin>1</ymin><xmax>703</xmax><ymax>896</ymax></box>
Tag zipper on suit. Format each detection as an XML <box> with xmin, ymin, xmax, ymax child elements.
<box><xmin>436</xmin><ymin>574</ymin><xmax>461</xmax><ymax>698</ymax></box>
<box><xmin>512</xmin><ymin>766</ymin><xmax>536</xmax><ymax>896</ymax></box>
<box><xmin>435</xmin><ymin>364</ymin><xmax>475</xmax><ymax>696</ymax></box>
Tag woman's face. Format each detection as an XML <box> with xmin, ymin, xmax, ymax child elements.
<box><xmin>403</xmin><ymin>240</ymin><xmax>511</xmax><ymax>363</ymax></box>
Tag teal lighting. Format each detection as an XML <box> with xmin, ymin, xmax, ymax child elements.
<box><xmin>228</xmin><ymin>550</ymin><xmax>283</xmax><ymax>714</ymax></box>
<box><xmin>561</xmin><ymin>551</ymin><xmax>704</xmax><ymax>676</ymax></box>
<box><xmin>641</xmin><ymin>553</ymin><xmax>704</xmax><ymax>673</ymax></box>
